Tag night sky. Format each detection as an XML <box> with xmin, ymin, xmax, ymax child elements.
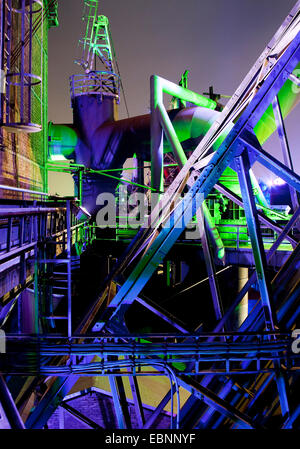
<box><xmin>48</xmin><ymin>0</ymin><xmax>299</xmax><ymax>179</ymax></box>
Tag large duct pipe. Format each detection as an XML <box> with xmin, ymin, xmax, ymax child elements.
<box><xmin>48</xmin><ymin>106</ymin><xmax>225</xmax><ymax>190</ymax></box>
<box><xmin>48</xmin><ymin>106</ymin><xmax>225</xmax><ymax>212</ymax></box>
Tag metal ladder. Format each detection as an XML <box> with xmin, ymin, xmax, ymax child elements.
<box><xmin>3</xmin><ymin>0</ymin><xmax>12</xmax><ymax>124</ymax></box>
<box><xmin>76</xmin><ymin>0</ymin><xmax>99</xmax><ymax>71</ymax></box>
<box><xmin>39</xmin><ymin>201</ymin><xmax>73</xmax><ymax>337</ymax></box>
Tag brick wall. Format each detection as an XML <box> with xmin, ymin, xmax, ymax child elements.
<box><xmin>47</xmin><ymin>391</ymin><xmax>171</xmax><ymax>430</ymax></box>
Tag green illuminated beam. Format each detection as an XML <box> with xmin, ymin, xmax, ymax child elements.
<box><xmin>150</xmin><ymin>74</ymin><xmax>225</xmax><ymax>261</ymax></box>
<box><xmin>150</xmin><ymin>74</ymin><xmax>217</xmax><ymax>193</ymax></box>
<box><xmin>254</xmin><ymin>64</ymin><xmax>300</xmax><ymax>145</ymax></box>
<box><xmin>89</xmin><ymin>169</ymin><xmax>158</xmax><ymax>192</ymax></box>
<box><xmin>47</xmin><ymin>162</ymin><xmax>177</xmax><ymax>172</ymax></box>
<box><xmin>156</xmin><ymin>76</ymin><xmax>217</xmax><ymax>110</ymax></box>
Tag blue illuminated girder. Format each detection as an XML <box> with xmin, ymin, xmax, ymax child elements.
<box><xmin>109</xmin><ymin>375</ymin><xmax>131</xmax><ymax>429</ymax></box>
<box><xmin>25</xmin><ymin>376</ymin><xmax>78</xmax><ymax>429</ymax></box>
<box><xmin>0</xmin><ymin>375</ymin><xmax>25</xmax><ymax>429</ymax></box>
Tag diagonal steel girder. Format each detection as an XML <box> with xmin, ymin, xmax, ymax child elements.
<box><xmin>0</xmin><ymin>375</ymin><xmax>25</xmax><ymax>429</ymax></box>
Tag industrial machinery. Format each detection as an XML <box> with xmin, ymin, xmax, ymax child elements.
<box><xmin>0</xmin><ymin>0</ymin><xmax>299</xmax><ymax>430</ymax></box>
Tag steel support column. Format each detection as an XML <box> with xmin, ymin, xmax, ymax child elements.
<box><xmin>236</xmin><ymin>150</ymin><xmax>276</xmax><ymax>330</ymax></box>
<box><xmin>197</xmin><ymin>207</ymin><xmax>224</xmax><ymax>322</ymax></box>
<box><xmin>150</xmin><ymin>75</ymin><xmax>164</xmax><ymax>196</ymax></box>
<box><xmin>128</xmin><ymin>375</ymin><xmax>145</xmax><ymax>428</ymax></box>
<box><xmin>108</xmin><ymin>375</ymin><xmax>131</xmax><ymax>429</ymax></box>
<box><xmin>60</xmin><ymin>402</ymin><xmax>102</xmax><ymax>429</ymax></box>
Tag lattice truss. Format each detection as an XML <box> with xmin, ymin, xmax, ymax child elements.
<box><xmin>75</xmin><ymin>0</ymin><xmax>115</xmax><ymax>73</ymax></box>
<box><xmin>70</xmin><ymin>0</ymin><xmax>119</xmax><ymax>104</ymax></box>
<box><xmin>1</xmin><ymin>0</ymin><xmax>300</xmax><ymax>431</ymax></box>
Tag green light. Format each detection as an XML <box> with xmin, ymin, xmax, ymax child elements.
<box><xmin>89</xmin><ymin>169</ymin><xmax>158</xmax><ymax>192</ymax></box>
<box><xmin>254</xmin><ymin>63</ymin><xmax>300</xmax><ymax>144</ymax></box>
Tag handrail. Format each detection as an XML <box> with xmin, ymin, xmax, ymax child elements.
<box><xmin>0</xmin><ymin>184</ymin><xmax>49</xmax><ymax>197</ymax></box>
<box><xmin>0</xmin><ymin>207</ymin><xmax>61</xmax><ymax>217</ymax></box>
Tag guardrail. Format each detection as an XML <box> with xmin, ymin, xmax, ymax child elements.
<box><xmin>0</xmin><ymin>184</ymin><xmax>49</xmax><ymax>201</ymax></box>
<box><xmin>1</xmin><ymin>331</ymin><xmax>299</xmax><ymax>376</ymax></box>
<box><xmin>69</xmin><ymin>70</ymin><xmax>120</xmax><ymax>105</ymax></box>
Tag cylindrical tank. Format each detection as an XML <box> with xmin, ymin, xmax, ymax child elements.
<box><xmin>72</xmin><ymin>94</ymin><xmax>118</xmax><ymax>148</ymax></box>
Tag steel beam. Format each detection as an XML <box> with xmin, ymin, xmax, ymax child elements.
<box><xmin>143</xmin><ymin>390</ymin><xmax>172</xmax><ymax>429</ymax></box>
<box><xmin>60</xmin><ymin>402</ymin><xmax>102</xmax><ymax>429</ymax></box>
<box><xmin>176</xmin><ymin>376</ymin><xmax>255</xmax><ymax>429</ymax></box>
<box><xmin>215</xmin><ymin>182</ymin><xmax>298</xmax><ymax>247</ymax></box>
<box><xmin>66</xmin><ymin>200</ymin><xmax>72</xmax><ymax>337</ymax></box>
<box><xmin>240</xmin><ymin>138</ymin><xmax>300</xmax><ymax>195</ymax></box>
<box><xmin>282</xmin><ymin>404</ymin><xmax>300</xmax><ymax>429</ymax></box>
<box><xmin>0</xmin><ymin>375</ymin><xmax>25</xmax><ymax>429</ymax></box>
<box><xmin>128</xmin><ymin>375</ymin><xmax>145</xmax><ymax>428</ymax></box>
<box><xmin>134</xmin><ymin>295</ymin><xmax>189</xmax><ymax>334</ymax></box>
<box><xmin>236</xmin><ymin>150</ymin><xmax>291</xmax><ymax>418</ymax></box>
<box><xmin>25</xmin><ymin>376</ymin><xmax>78</xmax><ymax>429</ymax></box>
<box><xmin>108</xmin><ymin>375</ymin><xmax>131</xmax><ymax>429</ymax></box>
<box><xmin>236</xmin><ymin>151</ymin><xmax>276</xmax><ymax>330</ymax></box>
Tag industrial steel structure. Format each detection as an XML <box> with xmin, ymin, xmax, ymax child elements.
<box><xmin>0</xmin><ymin>0</ymin><xmax>300</xmax><ymax>430</ymax></box>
